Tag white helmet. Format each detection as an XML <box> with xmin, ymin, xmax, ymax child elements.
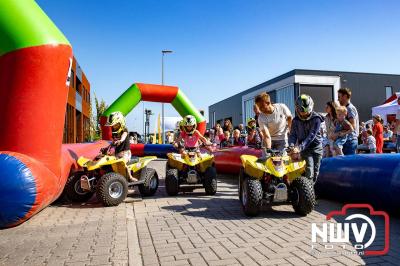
<box><xmin>182</xmin><ymin>115</ymin><xmax>197</xmax><ymax>134</ymax></box>
<box><xmin>105</xmin><ymin>111</ymin><xmax>126</xmax><ymax>134</ymax></box>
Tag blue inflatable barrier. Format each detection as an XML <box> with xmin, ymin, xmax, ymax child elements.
<box><xmin>316</xmin><ymin>154</ymin><xmax>400</xmax><ymax>213</ymax></box>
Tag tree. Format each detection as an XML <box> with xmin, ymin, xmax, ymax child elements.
<box><xmin>91</xmin><ymin>93</ymin><xmax>108</xmax><ymax>140</ymax></box>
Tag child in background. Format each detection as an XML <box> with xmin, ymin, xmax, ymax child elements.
<box><xmin>232</xmin><ymin>129</ymin><xmax>246</xmax><ymax>146</ymax></box>
<box><xmin>332</xmin><ymin>106</ymin><xmax>354</xmax><ymax>156</ymax></box>
<box><xmin>220</xmin><ymin>131</ymin><xmax>232</xmax><ymax>148</ymax></box>
<box><xmin>213</xmin><ymin>123</ymin><xmax>224</xmax><ymax>146</ymax></box>
<box><xmin>204</xmin><ymin>130</ymin><xmax>211</xmax><ymax>143</ymax></box>
<box><xmin>357</xmin><ymin>129</ymin><xmax>376</xmax><ymax>153</ymax></box>
<box><xmin>246</xmin><ymin>118</ymin><xmax>262</xmax><ymax>148</ymax></box>
<box><xmin>238</xmin><ymin>124</ymin><xmax>247</xmax><ymax>139</ymax></box>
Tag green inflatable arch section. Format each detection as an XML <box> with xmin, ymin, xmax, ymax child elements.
<box><xmin>100</xmin><ymin>83</ymin><xmax>206</xmax><ymax>139</ymax></box>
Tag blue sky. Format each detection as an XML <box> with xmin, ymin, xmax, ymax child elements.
<box><xmin>37</xmin><ymin>0</ymin><xmax>400</xmax><ymax>133</ymax></box>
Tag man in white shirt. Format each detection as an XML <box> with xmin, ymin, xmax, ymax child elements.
<box><xmin>255</xmin><ymin>92</ymin><xmax>292</xmax><ymax>151</ymax></box>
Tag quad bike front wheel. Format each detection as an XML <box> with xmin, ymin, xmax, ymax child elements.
<box><xmin>96</xmin><ymin>172</ymin><xmax>128</xmax><ymax>207</ymax></box>
<box><xmin>241</xmin><ymin>177</ymin><xmax>263</xmax><ymax>216</ymax></box>
<box><xmin>138</xmin><ymin>167</ymin><xmax>159</xmax><ymax>197</ymax></box>
<box><xmin>165</xmin><ymin>168</ymin><xmax>179</xmax><ymax>196</ymax></box>
<box><xmin>64</xmin><ymin>171</ymin><xmax>94</xmax><ymax>202</ymax></box>
<box><xmin>290</xmin><ymin>176</ymin><xmax>316</xmax><ymax>216</ymax></box>
<box><xmin>204</xmin><ymin>166</ymin><xmax>217</xmax><ymax>195</ymax></box>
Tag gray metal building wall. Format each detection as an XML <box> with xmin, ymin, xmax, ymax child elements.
<box><xmin>209</xmin><ymin>70</ymin><xmax>400</xmax><ymax>128</ymax></box>
<box><xmin>340</xmin><ymin>72</ymin><xmax>400</xmax><ymax>122</ymax></box>
<box><xmin>209</xmin><ymin>93</ymin><xmax>243</xmax><ymax>127</ymax></box>
<box><xmin>295</xmin><ymin>70</ymin><xmax>400</xmax><ymax>121</ymax></box>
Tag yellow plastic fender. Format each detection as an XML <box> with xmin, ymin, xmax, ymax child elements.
<box><xmin>240</xmin><ymin>154</ymin><xmax>306</xmax><ymax>181</ymax></box>
<box><xmin>167</xmin><ymin>152</ymin><xmax>214</xmax><ymax>172</ymax></box>
<box><xmin>77</xmin><ymin>155</ymin><xmax>126</xmax><ymax>171</ymax></box>
<box><xmin>129</xmin><ymin>156</ymin><xmax>157</xmax><ymax>173</ymax></box>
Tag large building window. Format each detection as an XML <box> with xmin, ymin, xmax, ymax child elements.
<box><xmin>211</xmin><ymin>111</ymin><xmax>216</xmax><ymax>127</ymax></box>
<box><xmin>244</xmin><ymin>98</ymin><xmax>255</xmax><ymax>123</ymax></box>
<box><xmin>70</xmin><ymin>70</ymin><xmax>75</xmax><ymax>88</ymax></box>
<box><xmin>63</xmin><ymin>104</ymin><xmax>75</xmax><ymax>143</ymax></box>
<box><xmin>386</xmin><ymin>86</ymin><xmax>393</xmax><ymax>99</ymax></box>
<box><xmin>276</xmin><ymin>85</ymin><xmax>295</xmax><ymax>115</ymax></box>
<box><xmin>300</xmin><ymin>84</ymin><xmax>333</xmax><ymax>113</ymax></box>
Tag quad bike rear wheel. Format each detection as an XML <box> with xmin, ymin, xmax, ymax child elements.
<box><xmin>138</xmin><ymin>167</ymin><xmax>159</xmax><ymax>197</ymax></box>
<box><xmin>65</xmin><ymin>171</ymin><xmax>94</xmax><ymax>202</ymax></box>
<box><xmin>203</xmin><ymin>166</ymin><xmax>217</xmax><ymax>195</ymax></box>
<box><xmin>96</xmin><ymin>172</ymin><xmax>128</xmax><ymax>206</ymax></box>
<box><xmin>241</xmin><ymin>177</ymin><xmax>263</xmax><ymax>216</ymax></box>
<box><xmin>165</xmin><ymin>168</ymin><xmax>179</xmax><ymax>196</ymax></box>
<box><xmin>290</xmin><ymin>176</ymin><xmax>316</xmax><ymax>216</ymax></box>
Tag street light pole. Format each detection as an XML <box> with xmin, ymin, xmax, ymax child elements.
<box><xmin>161</xmin><ymin>50</ymin><xmax>172</xmax><ymax>144</ymax></box>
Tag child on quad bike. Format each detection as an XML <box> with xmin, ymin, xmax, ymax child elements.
<box><xmin>174</xmin><ymin>115</ymin><xmax>211</xmax><ymax>157</ymax></box>
<box><xmin>102</xmin><ymin>111</ymin><xmax>137</xmax><ymax>181</ymax></box>
<box><xmin>288</xmin><ymin>94</ymin><xmax>324</xmax><ymax>184</ymax></box>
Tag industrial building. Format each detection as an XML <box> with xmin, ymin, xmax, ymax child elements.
<box><xmin>209</xmin><ymin>69</ymin><xmax>400</xmax><ymax>127</ymax></box>
<box><xmin>63</xmin><ymin>57</ymin><xmax>91</xmax><ymax>143</ymax></box>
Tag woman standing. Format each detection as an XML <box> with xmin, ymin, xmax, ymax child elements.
<box><xmin>372</xmin><ymin>115</ymin><xmax>384</xmax><ymax>153</ymax></box>
<box><xmin>324</xmin><ymin>101</ymin><xmax>338</xmax><ymax>157</ymax></box>
<box><xmin>223</xmin><ymin>119</ymin><xmax>233</xmax><ymax>133</ymax></box>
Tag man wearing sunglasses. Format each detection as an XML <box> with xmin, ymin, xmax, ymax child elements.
<box><xmin>255</xmin><ymin>92</ymin><xmax>293</xmax><ymax>152</ymax></box>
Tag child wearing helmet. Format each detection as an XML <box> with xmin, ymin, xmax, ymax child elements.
<box><xmin>288</xmin><ymin>94</ymin><xmax>324</xmax><ymax>184</ymax></box>
<box><xmin>103</xmin><ymin>111</ymin><xmax>132</xmax><ymax>163</ymax></box>
<box><xmin>174</xmin><ymin>115</ymin><xmax>211</xmax><ymax>156</ymax></box>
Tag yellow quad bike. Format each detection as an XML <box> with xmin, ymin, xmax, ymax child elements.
<box><xmin>65</xmin><ymin>152</ymin><xmax>158</xmax><ymax>206</ymax></box>
<box><xmin>165</xmin><ymin>148</ymin><xmax>217</xmax><ymax>196</ymax></box>
<box><xmin>239</xmin><ymin>149</ymin><xmax>316</xmax><ymax>217</ymax></box>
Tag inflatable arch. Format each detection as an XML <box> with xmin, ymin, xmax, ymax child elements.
<box><xmin>100</xmin><ymin>83</ymin><xmax>206</xmax><ymax>140</ymax></box>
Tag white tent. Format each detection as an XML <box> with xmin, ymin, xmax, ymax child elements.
<box><xmin>372</xmin><ymin>92</ymin><xmax>400</xmax><ymax>124</ymax></box>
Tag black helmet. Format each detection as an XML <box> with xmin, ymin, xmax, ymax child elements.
<box><xmin>295</xmin><ymin>94</ymin><xmax>314</xmax><ymax>120</ymax></box>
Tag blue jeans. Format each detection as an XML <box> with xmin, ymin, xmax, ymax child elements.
<box><xmin>334</xmin><ymin>136</ymin><xmax>348</xmax><ymax>149</ymax></box>
<box><xmin>343</xmin><ymin>137</ymin><xmax>358</xmax><ymax>155</ymax></box>
<box><xmin>301</xmin><ymin>146</ymin><xmax>323</xmax><ymax>184</ymax></box>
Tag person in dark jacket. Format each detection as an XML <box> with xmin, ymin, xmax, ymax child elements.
<box><xmin>288</xmin><ymin>94</ymin><xmax>324</xmax><ymax>183</ymax></box>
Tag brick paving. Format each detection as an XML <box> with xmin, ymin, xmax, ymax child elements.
<box><xmin>0</xmin><ymin>160</ymin><xmax>399</xmax><ymax>266</ymax></box>
<box><xmin>133</xmin><ymin>161</ymin><xmax>400</xmax><ymax>266</ymax></box>
<box><xmin>0</xmin><ymin>201</ymin><xmax>131</xmax><ymax>266</ymax></box>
